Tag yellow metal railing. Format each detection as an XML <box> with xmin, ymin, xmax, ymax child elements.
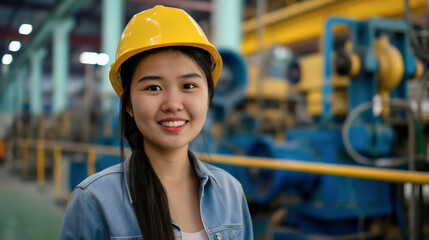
<box><xmin>200</xmin><ymin>154</ymin><xmax>429</xmax><ymax>185</ymax></box>
<box><xmin>54</xmin><ymin>145</ymin><xmax>62</xmax><ymax>197</ymax></box>
<box><xmin>6</xmin><ymin>138</ymin><xmax>429</xmax><ymax>198</ymax></box>
<box><xmin>36</xmin><ymin>141</ymin><xmax>45</xmax><ymax>186</ymax></box>
<box><xmin>21</xmin><ymin>143</ymin><xmax>28</xmax><ymax>178</ymax></box>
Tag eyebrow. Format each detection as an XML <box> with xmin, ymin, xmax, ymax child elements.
<box><xmin>179</xmin><ymin>73</ymin><xmax>202</xmax><ymax>79</ymax></box>
<box><xmin>137</xmin><ymin>73</ymin><xmax>202</xmax><ymax>83</ymax></box>
<box><xmin>137</xmin><ymin>76</ymin><xmax>161</xmax><ymax>82</ymax></box>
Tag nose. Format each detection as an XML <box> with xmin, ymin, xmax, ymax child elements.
<box><xmin>160</xmin><ymin>90</ymin><xmax>184</xmax><ymax>113</ymax></box>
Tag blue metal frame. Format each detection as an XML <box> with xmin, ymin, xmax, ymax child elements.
<box><xmin>322</xmin><ymin>17</ymin><xmax>417</xmax><ymax>122</ymax></box>
<box><xmin>322</xmin><ymin>17</ymin><xmax>356</xmax><ymax>122</ymax></box>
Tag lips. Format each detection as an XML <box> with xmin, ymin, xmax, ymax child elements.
<box><xmin>158</xmin><ymin>118</ymin><xmax>188</xmax><ymax>131</ymax></box>
<box><xmin>160</xmin><ymin>120</ymin><xmax>186</xmax><ymax>127</ymax></box>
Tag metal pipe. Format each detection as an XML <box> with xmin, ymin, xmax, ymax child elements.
<box><xmin>36</xmin><ymin>141</ymin><xmax>45</xmax><ymax>187</ymax></box>
<box><xmin>241</xmin><ymin>0</ymin><xmax>427</xmax><ymax>55</ymax></box>
<box><xmin>198</xmin><ymin>154</ymin><xmax>429</xmax><ymax>185</ymax></box>
<box><xmin>404</xmin><ymin>0</ymin><xmax>421</xmax><ymax>51</ymax></box>
<box><xmin>83</xmin><ymin>65</ymin><xmax>94</xmax><ymax>142</ymax></box>
<box><xmin>416</xmin><ymin>70</ymin><xmax>429</xmax><ymax>163</ymax></box>
<box><xmin>242</xmin><ymin>0</ymin><xmax>336</xmax><ymax>33</ymax></box>
<box><xmin>8</xmin><ymin>138</ymin><xmax>429</xmax><ymax>184</ymax></box>
<box><xmin>54</xmin><ymin>146</ymin><xmax>62</xmax><ymax>198</ymax></box>
<box><xmin>256</xmin><ymin>0</ymin><xmax>267</xmax><ymax>108</ymax></box>
<box><xmin>21</xmin><ymin>144</ymin><xmax>28</xmax><ymax>178</ymax></box>
<box><xmin>422</xmin><ymin>2</ymin><xmax>429</xmax><ymax>55</ymax></box>
<box><xmin>342</xmin><ymin>99</ymin><xmax>414</xmax><ymax>167</ymax></box>
<box><xmin>127</xmin><ymin>0</ymin><xmax>213</xmax><ymax>12</ymax></box>
<box><xmin>87</xmin><ymin>147</ymin><xmax>96</xmax><ymax>176</ymax></box>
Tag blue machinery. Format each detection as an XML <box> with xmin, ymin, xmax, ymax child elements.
<box><xmin>192</xmin><ymin>17</ymin><xmax>425</xmax><ymax>239</ymax></box>
<box><xmin>83</xmin><ymin>17</ymin><xmax>427</xmax><ymax>239</ymax></box>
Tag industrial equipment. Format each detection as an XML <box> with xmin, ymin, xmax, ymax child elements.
<box><xmin>196</xmin><ymin>16</ymin><xmax>427</xmax><ymax>240</ymax></box>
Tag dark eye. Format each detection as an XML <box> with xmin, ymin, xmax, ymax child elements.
<box><xmin>183</xmin><ymin>83</ymin><xmax>195</xmax><ymax>89</ymax></box>
<box><xmin>146</xmin><ymin>85</ymin><xmax>162</xmax><ymax>91</ymax></box>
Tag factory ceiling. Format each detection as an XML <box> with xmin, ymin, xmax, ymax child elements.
<box><xmin>0</xmin><ymin>0</ymin><xmax>263</xmax><ymax>78</ymax></box>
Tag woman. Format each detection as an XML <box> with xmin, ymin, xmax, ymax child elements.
<box><xmin>60</xmin><ymin>5</ymin><xmax>253</xmax><ymax>240</ymax></box>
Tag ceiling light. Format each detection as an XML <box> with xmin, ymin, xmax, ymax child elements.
<box><xmin>80</xmin><ymin>52</ymin><xmax>110</xmax><ymax>66</ymax></box>
<box><xmin>79</xmin><ymin>52</ymin><xmax>98</xmax><ymax>65</ymax></box>
<box><xmin>19</xmin><ymin>24</ymin><xmax>33</xmax><ymax>35</ymax></box>
<box><xmin>97</xmin><ymin>53</ymin><xmax>109</xmax><ymax>66</ymax></box>
<box><xmin>9</xmin><ymin>41</ymin><xmax>21</xmax><ymax>52</ymax></box>
<box><xmin>2</xmin><ymin>54</ymin><xmax>13</xmax><ymax>65</ymax></box>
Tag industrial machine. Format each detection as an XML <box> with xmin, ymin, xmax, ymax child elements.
<box><xmin>192</xmin><ymin>16</ymin><xmax>427</xmax><ymax>239</ymax></box>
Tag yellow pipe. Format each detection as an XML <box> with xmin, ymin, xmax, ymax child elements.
<box><xmin>198</xmin><ymin>154</ymin><xmax>429</xmax><ymax>185</ymax></box>
<box><xmin>242</xmin><ymin>0</ymin><xmax>336</xmax><ymax>33</ymax></box>
<box><xmin>241</xmin><ymin>0</ymin><xmax>427</xmax><ymax>54</ymax></box>
<box><xmin>11</xmin><ymin>138</ymin><xmax>429</xmax><ymax>184</ymax></box>
<box><xmin>21</xmin><ymin>144</ymin><xmax>28</xmax><ymax>178</ymax></box>
<box><xmin>54</xmin><ymin>146</ymin><xmax>62</xmax><ymax>198</ymax></box>
<box><xmin>15</xmin><ymin>138</ymin><xmax>124</xmax><ymax>156</ymax></box>
<box><xmin>37</xmin><ymin>141</ymin><xmax>45</xmax><ymax>186</ymax></box>
<box><xmin>87</xmin><ymin>147</ymin><xmax>96</xmax><ymax>176</ymax></box>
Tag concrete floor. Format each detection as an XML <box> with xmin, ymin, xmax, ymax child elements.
<box><xmin>0</xmin><ymin>163</ymin><xmax>64</xmax><ymax>240</ymax></box>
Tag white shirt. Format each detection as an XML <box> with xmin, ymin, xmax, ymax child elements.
<box><xmin>182</xmin><ymin>230</ymin><xmax>209</xmax><ymax>240</ymax></box>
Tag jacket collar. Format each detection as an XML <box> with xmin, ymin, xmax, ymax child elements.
<box><xmin>123</xmin><ymin>150</ymin><xmax>221</xmax><ymax>204</ymax></box>
<box><xmin>188</xmin><ymin>151</ymin><xmax>222</xmax><ymax>188</ymax></box>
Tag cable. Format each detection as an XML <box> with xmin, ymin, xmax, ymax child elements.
<box><xmin>342</xmin><ymin>98</ymin><xmax>415</xmax><ymax>167</ymax></box>
<box><xmin>394</xmin><ymin>184</ymin><xmax>410</xmax><ymax>240</ymax></box>
<box><xmin>404</xmin><ymin>0</ymin><xmax>421</xmax><ymax>51</ymax></box>
<box><xmin>416</xmin><ymin>70</ymin><xmax>429</xmax><ymax>163</ymax></box>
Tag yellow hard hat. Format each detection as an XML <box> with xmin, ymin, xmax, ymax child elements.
<box><xmin>109</xmin><ymin>5</ymin><xmax>223</xmax><ymax>97</ymax></box>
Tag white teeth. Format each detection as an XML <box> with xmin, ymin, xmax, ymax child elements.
<box><xmin>160</xmin><ymin>121</ymin><xmax>186</xmax><ymax>127</ymax></box>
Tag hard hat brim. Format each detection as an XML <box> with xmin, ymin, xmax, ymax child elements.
<box><xmin>109</xmin><ymin>42</ymin><xmax>222</xmax><ymax>97</ymax></box>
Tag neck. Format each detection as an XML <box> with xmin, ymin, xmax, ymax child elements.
<box><xmin>143</xmin><ymin>142</ymin><xmax>194</xmax><ymax>183</ymax></box>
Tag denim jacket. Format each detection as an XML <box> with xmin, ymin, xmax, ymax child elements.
<box><xmin>60</xmin><ymin>151</ymin><xmax>253</xmax><ymax>240</ymax></box>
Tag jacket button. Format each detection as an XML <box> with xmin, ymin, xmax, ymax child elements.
<box><xmin>215</xmin><ymin>233</ymin><xmax>222</xmax><ymax>240</ymax></box>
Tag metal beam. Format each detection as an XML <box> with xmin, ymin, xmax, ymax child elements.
<box><xmin>6</xmin><ymin>0</ymin><xmax>27</xmax><ymax>27</ymax></box>
<box><xmin>0</xmin><ymin>78</ymin><xmax>16</xmax><ymax>113</ymax></box>
<box><xmin>100</xmin><ymin>0</ymin><xmax>124</xmax><ymax>137</ymax></box>
<box><xmin>127</xmin><ymin>0</ymin><xmax>213</xmax><ymax>12</ymax></box>
<box><xmin>0</xmin><ymin>28</ymin><xmax>100</xmax><ymax>47</ymax></box>
<box><xmin>241</xmin><ymin>0</ymin><xmax>427</xmax><ymax>54</ymax></box>
<box><xmin>30</xmin><ymin>48</ymin><xmax>47</xmax><ymax>115</ymax></box>
<box><xmin>101</xmin><ymin>0</ymin><xmax>124</xmax><ymax>100</ymax></box>
<box><xmin>15</xmin><ymin>65</ymin><xmax>28</xmax><ymax>114</ymax></box>
<box><xmin>0</xmin><ymin>28</ymin><xmax>31</xmax><ymax>41</ymax></box>
<box><xmin>52</xmin><ymin>18</ymin><xmax>75</xmax><ymax>114</ymax></box>
<box><xmin>213</xmin><ymin>0</ymin><xmax>244</xmax><ymax>51</ymax></box>
<box><xmin>0</xmin><ymin>1</ymin><xmax>51</xmax><ymax>12</ymax></box>
<box><xmin>1</xmin><ymin>0</ymin><xmax>88</xmax><ymax>91</ymax></box>
<box><xmin>126</xmin><ymin>0</ymin><xmax>255</xmax><ymax>17</ymax></box>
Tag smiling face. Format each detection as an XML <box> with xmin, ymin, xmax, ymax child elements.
<box><xmin>127</xmin><ymin>49</ymin><xmax>210</xmax><ymax>153</ymax></box>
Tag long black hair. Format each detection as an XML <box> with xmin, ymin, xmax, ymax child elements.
<box><xmin>119</xmin><ymin>46</ymin><xmax>215</xmax><ymax>240</ymax></box>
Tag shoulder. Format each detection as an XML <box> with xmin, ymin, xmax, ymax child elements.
<box><xmin>68</xmin><ymin>162</ymin><xmax>127</xmax><ymax>212</ymax></box>
<box><xmin>61</xmin><ymin>163</ymin><xmax>128</xmax><ymax>239</ymax></box>
<box><xmin>76</xmin><ymin>163</ymin><xmax>123</xmax><ymax>190</ymax></box>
